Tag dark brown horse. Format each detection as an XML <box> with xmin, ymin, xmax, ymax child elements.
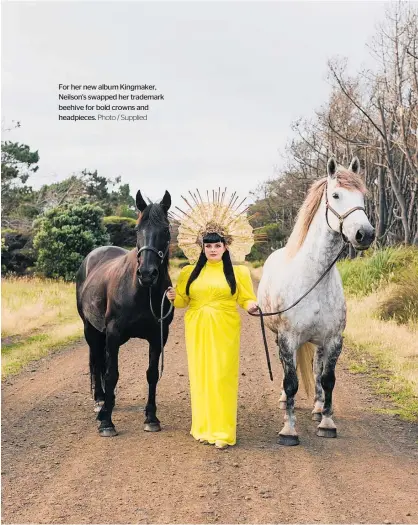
<box><xmin>76</xmin><ymin>190</ymin><xmax>174</xmax><ymax>437</ymax></box>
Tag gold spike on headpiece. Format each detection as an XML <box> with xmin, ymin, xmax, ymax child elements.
<box><xmin>175</xmin><ymin>188</ymin><xmax>255</xmax><ymax>263</ymax></box>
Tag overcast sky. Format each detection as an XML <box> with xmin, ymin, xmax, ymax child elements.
<box><xmin>2</xmin><ymin>1</ymin><xmax>390</xmax><ymax>209</ymax></box>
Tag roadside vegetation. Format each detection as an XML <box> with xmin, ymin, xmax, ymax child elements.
<box><xmin>1</xmin><ymin>276</ymin><xmax>82</xmax><ymax>376</ymax></box>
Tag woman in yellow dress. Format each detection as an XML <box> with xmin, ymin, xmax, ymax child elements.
<box><xmin>167</xmin><ymin>231</ymin><xmax>258</xmax><ymax>449</ymax></box>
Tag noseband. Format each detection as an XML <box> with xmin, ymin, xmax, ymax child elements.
<box><xmin>137</xmin><ymin>241</ymin><xmax>170</xmax><ymax>264</ymax></box>
<box><xmin>325</xmin><ymin>183</ymin><xmax>366</xmax><ymax>241</ymax></box>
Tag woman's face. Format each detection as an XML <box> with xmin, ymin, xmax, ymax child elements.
<box><xmin>203</xmin><ymin>241</ymin><xmax>226</xmax><ymax>262</ymax></box>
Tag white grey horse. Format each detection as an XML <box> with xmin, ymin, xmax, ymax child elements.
<box><xmin>257</xmin><ymin>157</ymin><xmax>375</xmax><ymax>446</ymax></box>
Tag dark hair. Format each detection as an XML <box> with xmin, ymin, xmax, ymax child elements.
<box><xmin>185</xmin><ymin>233</ymin><xmax>237</xmax><ymax>295</ymax></box>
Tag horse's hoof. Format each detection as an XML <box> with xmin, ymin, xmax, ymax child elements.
<box><xmin>316</xmin><ymin>427</ymin><xmax>337</xmax><ymax>438</ymax></box>
<box><xmin>279</xmin><ymin>401</ymin><xmax>287</xmax><ymax>410</ymax></box>
<box><xmin>144</xmin><ymin>422</ymin><xmax>161</xmax><ymax>432</ymax></box>
<box><xmin>99</xmin><ymin>426</ymin><xmax>118</xmax><ymax>437</ymax></box>
<box><xmin>277</xmin><ymin>434</ymin><xmax>299</xmax><ymax>446</ymax></box>
<box><xmin>94</xmin><ymin>401</ymin><xmax>104</xmax><ymax>413</ymax></box>
<box><xmin>312</xmin><ymin>412</ymin><xmax>322</xmax><ymax>422</ymax></box>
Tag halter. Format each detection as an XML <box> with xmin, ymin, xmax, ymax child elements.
<box><xmin>250</xmin><ymin>182</ymin><xmax>366</xmax><ymax>381</ymax></box>
<box><xmin>137</xmin><ymin>241</ymin><xmax>170</xmax><ymax>263</ymax></box>
<box><xmin>136</xmin><ymin>240</ymin><xmax>172</xmax><ymax>379</ymax></box>
<box><xmin>324</xmin><ymin>182</ymin><xmax>366</xmax><ymax>241</ymax></box>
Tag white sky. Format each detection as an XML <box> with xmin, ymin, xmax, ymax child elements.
<box><xmin>2</xmin><ymin>1</ymin><xmax>390</xmax><ymax>210</ymax></box>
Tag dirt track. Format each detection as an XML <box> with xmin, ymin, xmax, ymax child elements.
<box><xmin>2</xmin><ymin>307</ymin><xmax>418</xmax><ymax>524</ymax></box>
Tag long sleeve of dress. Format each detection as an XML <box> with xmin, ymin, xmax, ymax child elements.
<box><xmin>236</xmin><ymin>265</ymin><xmax>257</xmax><ymax>310</ymax></box>
<box><xmin>173</xmin><ymin>265</ymin><xmax>193</xmax><ymax>308</ymax></box>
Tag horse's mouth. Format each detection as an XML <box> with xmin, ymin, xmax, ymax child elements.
<box><xmin>137</xmin><ymin>277</ymin><xmax>158</xmax><ymax>288</ymax></box>
<box><xmin>351</xmin><ymin>241</ymin><xmax>372</xmax><ymax>251</ymax></box>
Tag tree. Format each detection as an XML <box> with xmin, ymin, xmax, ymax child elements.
<box><xmin>33</xmin><ymin>203</ymin><xmax>110</xmax><ymax>280</ymax></box>
<box><xmin>1</xmin><ymin>140</ymin><xmax>39</xmax><ymax>216</ymax></box>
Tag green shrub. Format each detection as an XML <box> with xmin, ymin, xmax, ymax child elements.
<box><xmin>170</xmin><ymin>244</ymin><xmax>187</xmax><ymax>259</ymax></box>
<box><xmin>33</xmin><ymin>203</ymin><xmax>110</xmax><ymax>280</ymax></box>
<box><xmin>338</xmin><ymin>247</ymin><xmax>418</xmax><ymax>297</ymax></box>
<box><xmin>377</xmin><ymin>272</ymin><xmax>418</xmax><ymax>324</ymax></box>
<box><xmin>103</xmin><ymin>216</ymin><xmax>137</xmax><ymax>247</ymax></box>
<box><xmin>248</xmin><ymin>223</ymin><xmax>286</xmax><ymax>262</ymax></box>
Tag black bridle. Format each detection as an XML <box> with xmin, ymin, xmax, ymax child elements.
<box><xmin>137</xmin><ymin>240</ymin><xmax>173</xmax><ymax>379</ymax></box>
<box><xmin>249</xmin><ymin>183</ymin><xmax>366</xmax><ymax>381</ymax></box>
<box><xmin>137</xmin><ymin>241</ymin><xmax>171</xmax><ymax>263</ymax></box>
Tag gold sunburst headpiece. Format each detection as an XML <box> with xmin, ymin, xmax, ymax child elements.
<box><xmin>171</xmin><ymin>188</ymin><xmax>255</xmax><ymax>263</ymax></box>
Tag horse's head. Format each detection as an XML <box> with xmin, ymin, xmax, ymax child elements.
<box><xmin>325</xmin><ymin>157</ymin><xmax>375</xmax><ymax>250</ymax></box>
<box><xmin>135</xmin><ymin>190</ymin><xmax>171</xmax><ymax>287</ymax></box>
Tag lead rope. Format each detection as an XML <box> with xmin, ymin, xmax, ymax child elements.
<box><xmin>248</xmin><ymin>242</ymin><xmax>347</xmax><ymax>381</ymax></box>
<box><xmin>149</xmin><ymin>288</ymin><xmax>174</xmax><ymax>379</ymax></box>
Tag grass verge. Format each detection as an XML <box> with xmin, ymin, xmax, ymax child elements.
<box><xmin>2</xmin><ymin>277</ymin><xmax>83</xmax><ymax>378</ymax></box>
<box><xmin>2</xmin><ymin>322</ymin><xmax>83</xmax><ymax>377</ymax></box>
<box><xmin>344</xmin><ymin>292</ymin><xmax>418</xmax><ymax>421</ymax></box>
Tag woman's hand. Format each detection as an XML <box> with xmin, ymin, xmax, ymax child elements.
<box><xmin>246</xmin><ymin>301</ymin><xmax>259</xmax><ymax>314</ymax></box>
<box><xmin>166</xmin><ymin>286</ymin><xmax>176</xmax><ymax>302</ymax></box>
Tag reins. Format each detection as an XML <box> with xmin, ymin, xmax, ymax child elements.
<box><xmin>249</xmin><ymin>183</ymin><xmax>366</xmax><ymax>381</ymax></box>
<box><xmin>149</xmin><ymin>288</ymin><xmax>174</xmax><ymax>379</ymax></box>
<box><xmin>137</xmin><ymin>240</ymin><xmax>173</xmax><ymax>379</ymax></box>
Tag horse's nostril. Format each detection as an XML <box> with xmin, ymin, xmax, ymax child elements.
<box><xmin>355</xmin><ymin>229</ymin><xmax>364</xmax><ymax>242</ymax></box>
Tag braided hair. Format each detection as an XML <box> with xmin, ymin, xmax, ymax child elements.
<box><xmin>185</xmin><ymin>232</ymin><xmax>237</xmax><ymax>296</ymax></box>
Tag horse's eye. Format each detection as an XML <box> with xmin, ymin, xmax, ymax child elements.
<box><xmin>332</xmin><ymin>193</ymin><xmax>339</xmax><ymax>199</ymax></box>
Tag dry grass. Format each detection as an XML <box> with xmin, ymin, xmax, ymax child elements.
<box><xmin>250</xmin><ymin>266</ymin><xmax>263</xmax><ymax>282</ymax></box>
<box><xmin>2</xmin><ymin>322</ymin><xmax>83</xmax><ymax>377</ymax></box>
<box><xmin>344</xmin><ymin>291</ymin><xmax>418</xmax><ymax>421</ymax></box>
<box><xmin>377</xmin><ymin>272</ymin><xmax>418</xmax><ymax>324</ymax></box>
<box><xmin>1</xmin><ymin>276</ymin><xmax>83</xmax><ymax>377</ymax></box>
<box><xmin>169</xmin><ymin>258</ymin><xmax>185</xmax><ymax>286</ymax></box>
<box><xmin>345</xmin><ymin>291</ymin><xmax>418</xmax><ymax>390</ymax></box>
<box><xmin>2</xmin><ymin>276</ymin><xmax>78</xmax><ymax>338</ymax></box>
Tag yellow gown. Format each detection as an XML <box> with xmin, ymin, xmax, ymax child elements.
<box><xmin>174</xmin><ymin>260</ymin><xmax>256</xmax><ymax>446</ymax></box>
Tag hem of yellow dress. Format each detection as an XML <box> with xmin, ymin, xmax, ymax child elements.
<box><xmin>190</xmin><ymin>431</ymin><xmax>236</xmax><ymax>446</ymax></box>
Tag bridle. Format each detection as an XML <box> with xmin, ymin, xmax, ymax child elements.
<box><xmin>324</xmin><ymin>185</ymin><xmax>366</xmax><ymax>242</ymax></box>
<box><xmin>137</xmin><ymin>241</ymin><xmax>171</xmax><ymax>264</ymax></box>
<box><xmin>136</xmin><ymin>239</ymin><xmax>173</xmax><ymax>380</ymax></box>
<box><xmin>249</xmin><ymin>182</ymin><xmax>366</xmax><ymax>381</ymax></box>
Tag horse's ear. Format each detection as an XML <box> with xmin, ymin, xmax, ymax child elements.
<box><xmin>327</xmin><ymin>157</ymin><xmax>337</xmax><ymax>179</ymax></box>
<box><xmin>136</xmin><ymin>190</ymin><xmax>147</xmax><ymax>212</ymax></box>
<box><xmin>349</xmin><ymin>156</ymin><xmax>360</xmax><ymax>174</ymax></box>
<box><xmin>160</xmin><ymin>190</ymin><xmax>171</xmax><ymax>213</ymax></box>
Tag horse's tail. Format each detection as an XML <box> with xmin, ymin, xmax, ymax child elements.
<box><xmin>89</xmin><ymin>350</ymin><xmax>95</xmax><ymax>396</ymax></box>
<box><xmin>296</xmin><ymin>342</ymin><xmax>316</xmax><ymax>398</ymax></box>
<box><xmin>88</xmin><ymin>339</ymin><xmax>106</xmax><ymax>397</ymax></box>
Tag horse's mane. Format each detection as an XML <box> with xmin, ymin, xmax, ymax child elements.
<box><xmin>285</xmin><ymin>168</ymin><xmax>367</xmax><ymax>258</ymax></box>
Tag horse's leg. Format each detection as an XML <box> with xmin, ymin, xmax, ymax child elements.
<box><xmin>276</xmin><ymin>335</ymin><xmax>287</xmax><ymax>410</ymax></box>
<box><xmin>84</xmin><ymin>321</ymin><xmax>106</xmax><ymax>413</ymax></box>
<box><xmin>277</xmin><ymin>335</ymin><xmax>299</xmax><ymax>446</ymax></box>
<box><xmin>316</xmin><ymin>336</ymin><xmax>343</xmax><ymax>438</ymax></box>
<box><xmin>144</xmin><ymin>330</ymin><xmax>165</xmax><ymax>432</ymax></box>
<box><xmin>279</xmin><ymin>380</ymin><xmax>287</xmax><ymax>410</ymax></box>
<box><xmin>97</xmin><ymin>321</ymin><xmax>120</xmax><ymax>437</ymax></box>
<box><xmin>312</xmin><ymin>346</ymin><xmax>324</xmax><ymax>421</ymax></box>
